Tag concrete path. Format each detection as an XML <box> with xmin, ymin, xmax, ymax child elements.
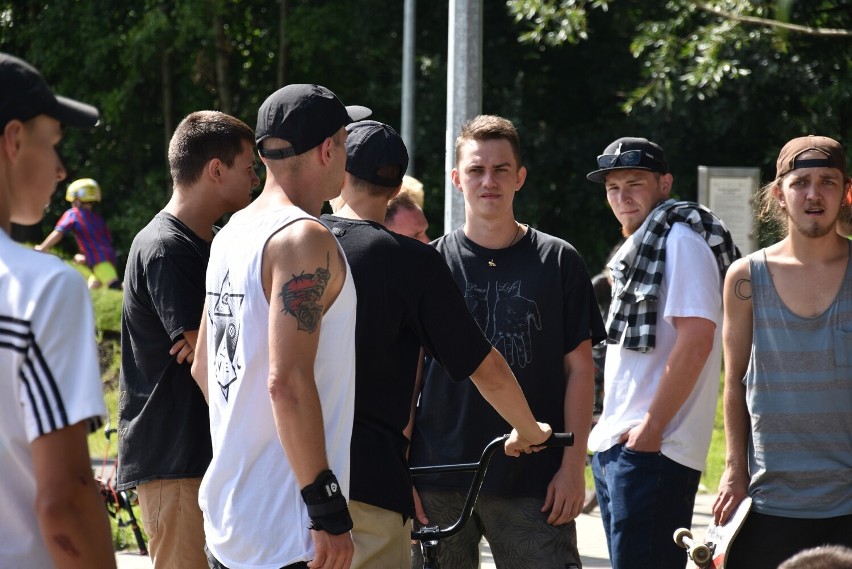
<box><xmin>115</xmin><ymin>493</ymin><xmax>716</xmax><ymax>568</ymax></box>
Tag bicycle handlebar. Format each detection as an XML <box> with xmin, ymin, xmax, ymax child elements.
<box><xmin>410</xmin><ymin>432</ymin><xmax>573</xmax><ymax>542</ymax></box>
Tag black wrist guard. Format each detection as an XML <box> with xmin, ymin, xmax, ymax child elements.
<box><xmin>300</xmin><ymin>470</ymin><xmax>352</xmax><ymax>535</ymax></box>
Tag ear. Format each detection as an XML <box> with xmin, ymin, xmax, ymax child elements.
<box><xmin>660</xmin><ymin>173</ymin><xmax>674</xmax><ymax>196</ymax></box>
<box><xmin>772</xmin><ymin>182</ymin><xmax>786</xmax><ymax>207</ymax></box>
<box><xmin>515</xmin><ymin>165</ymin><xmax>528</xmax><ymax>191</ymax></box>
<box><xmin>845</xmin><ymin>179</ymin><xmax>852</xmax><ymax>206</ymax></box>
<box><xmin>1</xmin><ymin>120</ymin><xmax>24</xmax><ymax>161</ymax></box>
<box><xmin>451</xmin><ymin>168</ymin><xmax>462</xmax><ymax>192</ymax></box>
<box><xmin>206</xmin><ymin>158</ymin><xmax>223</xmax><ymax>181</ymax></box>
<box><xmin>319</xmin><ymin>136</ymin><xmax>335</xmax><ymax>166</ymax></box>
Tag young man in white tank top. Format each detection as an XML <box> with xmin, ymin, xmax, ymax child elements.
<box><xmin>192</xmin><ymin>84</ymin><xmax>371</xmax><ymax>569</ymax></box>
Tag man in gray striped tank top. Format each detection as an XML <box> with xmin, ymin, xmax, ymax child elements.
<box><xmin>714</xmin><ymin>135</ymin><xmax>852</xmax><ymax>568</ymax></box>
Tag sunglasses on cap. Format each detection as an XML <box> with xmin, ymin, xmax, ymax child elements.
<box><xmin>598</xmin><ymin>140</ymin><xmax>657</xmax><ymax>169</ymax></box>
<box><xmin>596</xmin><ymin>149</ymin><xmax>647</xmax><ymax>170</ymax></box>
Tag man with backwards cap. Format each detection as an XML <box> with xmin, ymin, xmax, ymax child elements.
<box><xmin>586</xmin><ymin>137</ymin><xmax>739</xmax><ymax>569</ymax></box>
<box><xmin>321</xmin><ymin>120</ymin><xmax>551</xmax><ymax>568</ymax></box>
<box><xmin>713</xmin><ymin>135</ymin><xmax>852</xmax><ymax>568</ymax></box>
<box><xmin>0</xmin><ymin>53</ymin><xmax>115</xmax><ymax>568</ymax></box>
<box><xmin>191</xmin><ymin>84</ymin><xmax>368</xmax><ymax>569</ymax></box>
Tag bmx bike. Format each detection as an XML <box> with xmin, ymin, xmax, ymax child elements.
<box><xmin>92</xmin><ymin>422</ymin><xmax>148</xmax><ymax>555</ymax></box>
<box><xmin>410</xmin><ymin>432</ymin><xmax>574</xmax><ymax>569</ymax></box>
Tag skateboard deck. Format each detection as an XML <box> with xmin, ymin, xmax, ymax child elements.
<box><xmin>674</xmin><ymin>496</ymin><xmax>752</xmax><ymax>568</ymax></box>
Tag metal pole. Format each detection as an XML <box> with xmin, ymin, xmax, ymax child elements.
<box><xmin>444</xmin><ymin>0</ymin><xmax>482</xmax><ymax>234</ymax></box>
<box><xmin>402</xmin><ymin>0</ymin><xmax>416</xmax><ymax>174</ymax></box>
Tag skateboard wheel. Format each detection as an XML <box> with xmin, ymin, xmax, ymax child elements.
<box><xmin>673</xmin><ymin>528</ymin><xmax>693</xmax><ymax>547</ymax></box>
<box><xmin>689</xmin><ymin>543</ymin><xmax>712</xmax><ymax>565</ymax></box>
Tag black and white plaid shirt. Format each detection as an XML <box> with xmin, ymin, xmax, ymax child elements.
<box><xmin>606</xmin><ymin>199</ymin><xmax>741</xmax><ymax>352</ymax></box>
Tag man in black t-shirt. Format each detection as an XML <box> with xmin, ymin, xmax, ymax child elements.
<box><xmin>118</xmin><ymin>111</ymin><xmax>259</xmax><ymax>569</ymax></box>
<box><xmin>410</xmin><ymin>115</ymin><xmax>605</xmax><ymax>568</ymax></box>
<box><xmin>322</xmin><ymin>120</ymin><xmax>551</xmax><ymax>569</ymax></box>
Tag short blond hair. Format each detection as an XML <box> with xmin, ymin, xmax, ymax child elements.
<box><xmin>400</xmin><ymin>175</ymin><xmax>425</xmax><ymax>209</ymax></box>
<box><xmin>385</xmin><ymin>191</ymin><xmax>421</xmax><ymax>225</ymax></box>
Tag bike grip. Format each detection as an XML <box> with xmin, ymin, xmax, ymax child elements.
<box><xmin>541</xmin><ymin>432</ymin><xmax>574</xmax><ymax>447</ymax></box>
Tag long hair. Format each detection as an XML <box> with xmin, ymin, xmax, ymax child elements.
<box><xmin>755</xmin><ymin>177</ymin><xmax>787</xmax><ymax>241</ymax></box>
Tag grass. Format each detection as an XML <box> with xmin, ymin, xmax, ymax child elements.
<box><xmin>87</xmin><ymin>285</ymin><xmax>122</xmax><ymax>459</ymax></box>
<box><xmin>91</xmin><ymin>370</ymin><xmax>147</xmax><ymax>552</ymax></box>
<box><xmin>80</xmin><ymin>281</ymin><xmax>147</xmax><ymax>552</ymax></box>
<box><xmin>701</xmin><ymin>376</ymin><xmax>726</xmax><ymax>494</ymax></box>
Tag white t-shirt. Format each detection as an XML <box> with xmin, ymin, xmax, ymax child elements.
<box><xmin>588</xmin><ymin>223</ymin><xmax>722</xmax><ymax>471</ymax></box>
<box><xmin>200</xmin><ymin>206</ymin><xmax>357</xmax><ymax>569</ymax></box>
<box><xmin>0</xmin><ymin>231</ymin><xmax>106</xmax><ymax>568</ymax></box>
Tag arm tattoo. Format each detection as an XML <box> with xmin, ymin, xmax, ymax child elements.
<box><xmin>53</xmin><ymin>534</ymin><xmax>80</xmax><ymax>556</ymax></box>
<box><xmin>279</xmin><ymin>253</ymin><xmax>331</xmax><ymax>332</ymax></box>
<box><xmin>734</xmin><ymin>278</ymin><xmax>752</xmax><ymax>300</ymax></box>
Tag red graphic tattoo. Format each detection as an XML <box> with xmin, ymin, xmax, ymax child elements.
<box><xmin>280</xmin><ymin>254</ymin><xmax>331</xmax><ymax>332</ymax></box>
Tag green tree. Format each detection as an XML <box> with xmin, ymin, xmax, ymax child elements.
<box><xmin>504</xmin><ymin>0</ymin><xmax>852</xmax><ymax>258</ymax></box>
<box><xmin>4</xmin><ymin>1</ymin><xmax>851</xmax><ymax>272</ymax></box>
<box><xmin>508</xmin><ymin>1</ymin><xmax>852</xmax><ymax>112</ymax></box>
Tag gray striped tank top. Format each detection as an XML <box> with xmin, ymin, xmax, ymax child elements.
<box><xmin>745</xmin><ymin>245</ymin><xmax>852</xmax><ymax>518</ymax></box>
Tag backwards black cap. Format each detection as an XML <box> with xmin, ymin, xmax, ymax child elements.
<box><xmin>345</xmin><ymin>120</ymin><xmax>409</xmax><ymax>188</ymax></box>
<box><xmin>256</xmin><ymin>84</ymin><xmax>371</xmax><ymax>159</ymax></box>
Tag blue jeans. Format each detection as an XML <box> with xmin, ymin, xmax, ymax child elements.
<box><xmin>592</xmin><ymin>444</ymin><xmax>700</xmax><ymax>569</ymax></box>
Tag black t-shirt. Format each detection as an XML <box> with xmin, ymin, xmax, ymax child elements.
<box><xmin>321</xmin><ymin>215</ymin><xmax>492</xmax><ymax>516</ymax></box>
<box><xmin>410</xmin><ymin>227</ymin><xmax>606</xmax><ymax>499</ymax></box>
<box><xmin>117</xmin><ymin>212</ymin><xmax>213</xmax><ymax>489</ymax></box>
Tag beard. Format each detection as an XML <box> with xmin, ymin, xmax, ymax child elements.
<box><xmin>621</xmin><ymin>221</ymin><xmax>642</xmax><ymax>237</ymax></box>
<box><xmin>788</xmin><ymin>214</ymin><xmax>837</xmax><ymax>239</ymax></box>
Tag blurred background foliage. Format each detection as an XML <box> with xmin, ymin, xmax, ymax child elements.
<box><xmin>2</xmin><ymin>0</ymin><xmax>850</xmax><ymax>272</ymax></box>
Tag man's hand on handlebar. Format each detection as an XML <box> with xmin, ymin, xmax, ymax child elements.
<box><xmin>504</xmin><ymin>422</ymin><xmax>552</xmax><ymax>457</ymax></box>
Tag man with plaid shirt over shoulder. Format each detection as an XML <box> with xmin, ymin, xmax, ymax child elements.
<box><xmin>586</xmin><ymin>137</ymin><xmax>739</xmax><ymax>569</ymax></box>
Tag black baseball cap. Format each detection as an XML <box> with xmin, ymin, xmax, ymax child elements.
<box><xmin>0</xmin><ymin>52</ymin><xmax>100</xmax><ymax>131</ymax></box>
<box><xmin>345</xmin><ymin>120</ymin><xmax>409</xmax><ymax>188</ymax></box>
<box><xmin>255</xmin><ymin>84</ymin><xmax>371</xmax><ymax>158</ymax></box>
<box><xmin>586</xmin><ymin>137</ymin><xmax>669</xmax><ymax>183</ymax></box>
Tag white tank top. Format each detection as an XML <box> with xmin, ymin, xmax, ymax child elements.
<box><xmin>199</xmin><ymin>205</ymin><xmax>356</xmax><ymax>569</ymax></box>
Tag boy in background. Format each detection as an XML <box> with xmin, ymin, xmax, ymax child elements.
<box><xmin>35</xmin><ymin>177</ymin><xmax>121</xmax><ymax>289</ymax></box>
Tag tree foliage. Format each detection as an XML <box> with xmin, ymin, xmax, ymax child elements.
<box><xmin>507</xmin><ymin>0</ymin><xmax>852</xmax><ymax>112</ymax></box>
<box><xmin>2</xmin><ymin>0</ymin><xmax>851</xmax><ymax>272</ymax></box>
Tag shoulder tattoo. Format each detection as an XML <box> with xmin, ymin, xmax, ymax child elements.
<box><xmin>734</xmin><ymin>278</ymin><xmax>752</xmax><ymax>300</ymax></box>
<box><xmin>279</xmin><ymin>253</ymin><xmax>331</xmax><ymax>332</ymax></box>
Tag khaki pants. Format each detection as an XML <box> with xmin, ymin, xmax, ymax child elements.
<box><xmin>137</xmin><ymin>478</ymin><xmax>207</xmax><ymax>569</ymax></box>
<box><xmin>350</xmin><ymin>500</ymin><xmax>411</xmax><ymax>569</ymax></box>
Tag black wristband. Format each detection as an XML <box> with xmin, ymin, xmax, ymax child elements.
<box><xmin>300</xmin><ymin>470</ymin><xmax>352</xmax><ymax>535</ymax></box>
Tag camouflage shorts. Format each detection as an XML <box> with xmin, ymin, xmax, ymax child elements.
<box><xmin>412</xmin><ymin>488</ymin><xmax>581</xmax><ymax>569</ymax></box>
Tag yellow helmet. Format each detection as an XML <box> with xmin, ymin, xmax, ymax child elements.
<box><xmin>65</xmin><ymin>178</ymin><xmax>102</xmax><ymax>203</ymax></box>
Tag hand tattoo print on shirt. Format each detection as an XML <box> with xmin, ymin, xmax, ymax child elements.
<box><xmin>280</xmin><ymin>253</ymin><xmax>331</xmax><ymax>332</ymax></box>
